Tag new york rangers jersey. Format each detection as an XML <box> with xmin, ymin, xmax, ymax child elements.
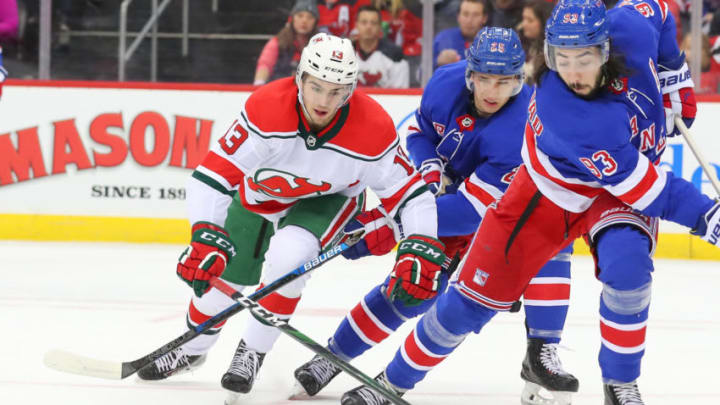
<box><xmin>523</xmin><ymin>0</ymin><xmax>714</xmax><ymax>226</ymax></box>
<box><xmin>188</xmin><ymin>77</ymin><xmax>436</xmax><ymax>236</ymax></box>
<box><xmin>404</xmin><ymin>60</ymin><xmax>532</xmax><ymax>236</ymax></box>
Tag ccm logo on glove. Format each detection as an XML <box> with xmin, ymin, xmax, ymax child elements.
<box><xmin>398</xmin><ymin>240</ymin><xmax>444</xmax><ymax>260</ymax></box>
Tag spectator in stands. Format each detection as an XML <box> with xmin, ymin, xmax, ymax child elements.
<box><xmin>518</xmin><ymin>0</ymin><xmax>552</xmax><ymax>82</ymax></box>
<box><xmin>318</xmin><ymin>0</ymin><xmax>366</xmax><ymax>38</ymax></box>
<box><xmin>354</xmin><ymin>5</ymin><xmax>410</xmax><ymax>88</ymax></box>
<box><xmin>489</xmin><ymin>0</ymin><xmax>524</xmax><ymax>28</ymax></box>
<box><xmin>681</xmin><ymin>31</ymin><xmax>720</xmax><ymax>94</ymax></box>
<box><xmin>254</xmin><ymin>0</ymin><xmax>319</xmax><ymax>85</ymax></box>
<box><xmin>372</xmin><ymin>0</ymin><xmax>422</xmax><ymax>57</ymax></box>
<box><xmin>433</xmin><ymin>0</ymin><xmax>489</xmax><ymax>68</ymax></box>
<box><xmin>0</xmin><ymin>0</ymin><xmax>17</xmax><ymax>42</ymax></box>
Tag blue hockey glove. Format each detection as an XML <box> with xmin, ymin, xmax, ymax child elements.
<box><xmin>341</xmin><ymin>208</ymin><xmax>404</xmax><ymax>260</ymax></box>
<box><xmin>419</xmin><ymin>158</ymin><xmax>445</xmax><ymax>195</ymax></box>
<box><xmin>691</xmin><ymin>201</ymin><xmax>720</xmax><ymax>246</ymax></box>
<box><xmin>659</xmin><ymin>62</ymin><xmax>696</xmax><ymax>137</ymax></box>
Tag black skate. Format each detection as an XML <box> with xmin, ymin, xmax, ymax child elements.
<box><xmin>290</xmin><ymin>354</ymin><xmax>342</xmax><ymax>398</ymax></box>
<box><xmin>136</xmin><ymin>347</ymin><xmax>206</xmax><ymax>381</ymax></box>
<box><xmin>520</xmin><ymin>338</ymin><xmax>579</xmax><ymax>405</ymax></box>
<box><xmin>604</xmin><ymin>381</ymin><xmax>645</xmax><ymax>405</ymax></box>
<box><xmin>222</xmin><ymin>340</ymin><xmax>265</xmax><ymax>404</ymax></box>
<box><xmin>341</xmin><ymin>371</ymin><xmax>404</xmax><ymax>405</ymax></box>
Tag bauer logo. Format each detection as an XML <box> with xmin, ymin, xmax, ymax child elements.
<box><xmin>473</xmin><ymin>268</ymin><xmax>490</xmax><ymax>286</ymax></box>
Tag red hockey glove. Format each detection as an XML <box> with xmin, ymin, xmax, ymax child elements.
<box><xmin>341</xmin><ymin>208</ymin><xmax>403</xmax><ymax>260</ymax></box>
<box><xmin>691</xmin><ymin>201</ymin><xmax>720</xmax><ymax>246</ymax></box>
<box><xmin>387</xmin><ymin>235</ymin><xmax>446</xmax><ymax>306</ymax></box>
<box><xmin>660</xmin><ymin>62</ymin><xmax>696</xmax><ymax>137</ymax></box>
<box><xmin>419</xmin><ymin>158</ymin><xmax>445</xmax><ymax>195</ymax></box>
<box><xmin>177</xmin><ymin>222</ymin><xmax>237</xmax><ymax>297</ymax></box>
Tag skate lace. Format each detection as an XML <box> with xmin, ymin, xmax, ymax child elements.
<box><xmin>307</xmin><ymin>356</ymin><xmax>340</xmax><ymax>384</ymax></box>
<box><xmin>355</xmin><ymin>386</ymin><xmax>387</xmax><ymax>405</ymax></box>
<box><xmin>539</xmin><ymin>344</ymin><xmax>567</xmax><ymax>375</ymax></box>
<box><xmin>227</xmin><ymin>346</ymin><xmax>260</xmax><ymax>381</ymax></box>
<box><xmin>154</xmin><ymin>348</ymin><xmax>189</xmax><ymax>373</ymax></box>
<box><xmin>612</xmin><ymin>383</ymin><xmax>643</xmax><ymax>404</ymax></box>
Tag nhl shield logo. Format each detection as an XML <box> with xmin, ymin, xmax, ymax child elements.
<box><xmin>306</xmin><ymin>135</ymin><xmax>317</xmax><ymax>147</ymax></box>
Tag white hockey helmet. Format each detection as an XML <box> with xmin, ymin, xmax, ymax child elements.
<box><xmin>296</xmin><ymin>32</ymin><xmax>359</xmax><ymax>107</ymax></box>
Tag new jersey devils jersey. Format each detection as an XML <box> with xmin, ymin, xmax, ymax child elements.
<box><xmin>189</xmin><ymin>77</ymin><xmax>433</xmax><ymax>235</ymax></box>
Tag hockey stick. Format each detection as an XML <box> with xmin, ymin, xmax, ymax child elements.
<box><xmin>209</xmin><ymin>277</ymin><xmax>412</xmax><ymax>405</ymax></box>
<box><xmin>43</xmin><ymin>240</ymin><xmax>358</xmax><ymax>380</ymax></box>
<box><xmin>675</xmin><ymin>116</ymin><xmax>720</xmax><ymax>196</ymax></box>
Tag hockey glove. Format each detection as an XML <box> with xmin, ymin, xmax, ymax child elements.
<box><xmin>659</xmin><ymin>62</ymin><xmax>696</xmax><ymax>137</ymax></box>
<box><xmin>419</xmin><ymin>158</ymin><xmax>445</xmax><ymax>195</ymax></box>
<box><xmin>177</xmin><ymin>222</ymin><xmax>237</xmax><ymax>297</ymax></box>
<box><xmin>691</xmin><ymin>201</ymin><xmax>720</xmax><ymax>246</ymax></box>
<box><xmin>342</xmin><ymin>208</ymin><xmax>404</xmax><ymax>260</ymax></box>
<box><xmin>387</xmin><ymin>235</ymin><xmax>446</xmax><ymax>307</ymax></box>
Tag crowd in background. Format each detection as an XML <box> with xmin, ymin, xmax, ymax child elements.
<box><xmin>1</xmin><ymin>0</ymin><xmax>720</xmax><ymax>92</ymax></box>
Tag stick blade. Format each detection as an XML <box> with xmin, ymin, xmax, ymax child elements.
<box><xmin>44</xmin><ymin>349</ymin><xmax>123</xmax><ymax>380</ymax></box>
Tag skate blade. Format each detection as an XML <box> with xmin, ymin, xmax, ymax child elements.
<box><xmin>521</xmin><ymin>382</ymin><xmax>572</xmax><ymax>405</ymax></box>
<box><xmin>288</xmin><ymin>381</ymin><xmax>311</xmax><ymax>400</ymax></box>
<box><xmin>224</xmin><ymin>391</ymin><xmax>242</xmax><ymax>405</ymax></box>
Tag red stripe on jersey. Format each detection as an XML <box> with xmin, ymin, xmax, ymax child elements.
<box><xmin>463</xmin><ymin>178</ymin><xmax>497</xmax><ymax>206</ymax></box>
<box><xmin>256</xmin><ymin>284</ymin><xmax>301</xmax><ymax>315</ymax></box>
<box><xmin>320</xmin><ymin>197</ymin><xmax>358</xmax><ymax>247</ymax></box>
<box><xmin>600</xmin><ymin>320</ymin><xmax>647</xmax><ymax>349</ymax></box>
<box><xmin>349</xmin><ymin>303</ymin><xmax>390</xmax><ymax>344</ymax></box>
<box><xmin>617</xmin><ymin>165</ymin><xmax>659</xmax><ymax>205</ymax></box>
<box><xmin>407</xmin><ymin>125</ymin><xmax>421</xmax><ymax>133</ymax></box>
<box><xmin>188</xmin><ymin>300</ymin><xmax>227</xmax><ymax>328</ymax></box>
<box><xmin>403</xmin><ymin>330</ymin><xmax>446</xmax><ymax>368</ymax></box>
<box><xmin>524</xmin><ymin>124</ymin><xmax>602</xmax><ymax>198</ymax></box>
<box><xmin>523</xmin><ymin>283</ymin><xmax>571</xmax><ymax>301</ymax></box>
<box><xmin>238</xmin><ymin>180</ymin><xmax>297</xmax><ymax>214</ymax></box>
<box><xmin>201</xmin><ymin>151</ymin><xmax>246</xmax><ymax>187</ymax></box>
<box><xmin>380</xmin><ymin>173</ymin><xmax>423</xmax><ymax>214</ymax></box>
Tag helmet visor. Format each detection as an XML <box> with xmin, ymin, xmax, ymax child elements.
<box><xmin>545</xmin><ymin>42</ymin><xmax>608</xmax><ymax>75</ymax></box>
<box><xmin>467</xmin><ymin>71</ymin><xmax>525</xmax><ymax>98</ymax></box>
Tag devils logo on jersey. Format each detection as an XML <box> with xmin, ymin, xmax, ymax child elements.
<box><xmin>248</xmin><ymin>168</ymin><xmax>332</xmax><ymax>198</ymax></box>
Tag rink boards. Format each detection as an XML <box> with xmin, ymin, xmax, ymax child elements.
<box><xmin>0</xmin><ymin>80</ymin><xmax>718</xmax><ymax>259</ymax></box>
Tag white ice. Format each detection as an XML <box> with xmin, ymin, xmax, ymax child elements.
<box><xmin>1</xmin><ymin>241</ymin><xmax>718</xmax><ymax>405</ymax></box>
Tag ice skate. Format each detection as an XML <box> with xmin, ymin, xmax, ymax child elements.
<box><xmin>222</xmin><ymin>340</ymin><xmax>265</xmax><ymax>404</ymax></box>
<box><xmin>603</xmin><ymin>381</ymin><xmax>645</xmax><ymax>405</ymax></box>
<box><xmin>289</xmin><ymin>354</ymin><xmax>342</xmax><ymax>399</ymax></box>
<box><xmin>136</xmin><ymin>347</ymin><xmax>206</xmax><ymax>381</ymax></box>
<box><xmin>341</xmin><ymin>371</ymin><xmax>404</xmax><ymax>405</ymax></box>
<box><xmin>520</xmin><ymin>338</ymin><xmax>578</xmax><ymax>405</ymax></box>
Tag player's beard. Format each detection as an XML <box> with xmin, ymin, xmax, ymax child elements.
<box><xmin>570</xmin><ymin>69</ymin><xmax>606</xmax><ymax>100</ymax></box>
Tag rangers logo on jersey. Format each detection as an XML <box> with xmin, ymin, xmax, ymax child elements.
<box><xmin>248</xmin><ymin>168</ymin><xmax>332</xmax><ymax>198</ymax></box>
<box><xmin>456</xmin><ymin>114</ymin><xmax>476</xmax><ymax>131</ymax></box>
<box><xmin>608</xmin><ymin>77</ymin><xmax>628</xmax><ymax>94</ymax></box>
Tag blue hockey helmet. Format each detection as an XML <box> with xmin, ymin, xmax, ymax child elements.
<box><xmin>544</xmin><ymin>0</ymin><xmax>610</xmax><ymax>72</ymax></box>
<box><xmin>465</xmin><ymin>26</ymin><xmax>525</xmax><ymax>96</ymax></box>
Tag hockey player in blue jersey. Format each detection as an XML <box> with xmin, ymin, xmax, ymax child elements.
<box><xmin>291</xmin><ymin>27</ymin><xmax>578</xmax><ymax>405</ymax></box>
<box><xmin>330</xmin><ymin>1</ymin><xmax>720</xmax><ymax>404</ymax></box>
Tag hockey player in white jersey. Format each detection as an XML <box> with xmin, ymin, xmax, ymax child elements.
<box><xmin>135</xmin><ymin>33</ymin><xmax>446</xmax><ymax>403</ymax></box>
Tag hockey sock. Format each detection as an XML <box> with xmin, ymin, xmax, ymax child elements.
<box><xmin>183</xmin><ymin>281</ymin><xmax>246</xmax><ymax>355</ymax></box>
<box><xmin>595</xmin><ymin>226</ymin><xmax>653</xmax><ymax>383</ymax></box>
<box><xmin>329</xmin><ymin>275</ymin><xmax>448</xmax><ymax>360</ymax></box>
<box><xmin>523</xmin><ymin>246</ymin><xmax>572</xmax><ymax>344</ymax></box>
<box><xmin>385</xmin><ymin>286</ymin><xmax>496</xmax><ymax>390</ymax></box>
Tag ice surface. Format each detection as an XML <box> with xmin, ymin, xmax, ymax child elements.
<box><xmin>2</xmin><ymin>241</ymin><xmax>718</xmax><ymax>404</ymax></box>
